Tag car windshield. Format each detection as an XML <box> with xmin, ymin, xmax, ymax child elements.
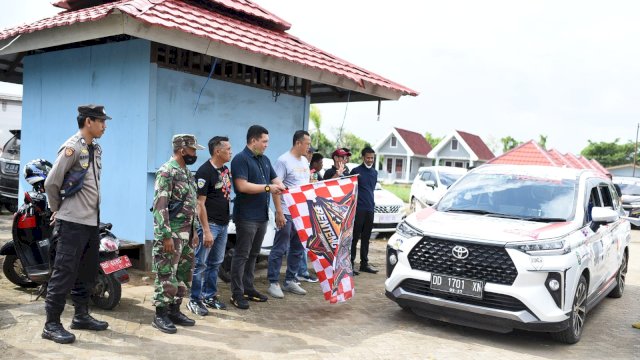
<box><xmin>436</xmin><ymin>172</ymin><xmax>577</xmax><ymax>221</ymax></box>
<box><xmin>618</xmin><ymin>182</ymin><xmax>640</xmax><ymax>196</ymax></box>
<box><xmin>439</xmin><ymin>171</ymin><xmax>464</xmax><ymax>187</ymax></box>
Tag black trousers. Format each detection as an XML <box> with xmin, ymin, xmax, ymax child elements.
<box><xmin>45</xmin><ymin>219</ymin><xmax>99</xmax><ymax>316</ymax></box>
<box><xmin>351</xmin><ymin>210</ymin><xmax>374</xmax><ymax>266</ymax></box>
<box><xmin>230</xmin><ymin>220</ymin><xmax>267</xmax><ymax>297</ymax></box>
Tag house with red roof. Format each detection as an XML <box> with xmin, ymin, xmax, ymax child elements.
<box><xmin>487</xmin><ymin>140</ymin><xmax>610</xmax><ymax>175</ymax></box>
<box><xmin>0</xmin><ymin>0</ymin><xmax>416</xmax><ymax>247</ymax></box>
<box><xmin>373</xmin><ymin>127</ymin><xmax>432</xmax><ymax>182</ymax></box>
<box><xmin>427</xmin><ymin>130</ymin><xmax>495</xmax><ymax>169</ymax></box>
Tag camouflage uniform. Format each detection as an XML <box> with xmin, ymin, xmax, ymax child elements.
<box><xmin>152</xmin><ymin>158</ymin><xmax>198</xmax><ymax>308</ymax></box>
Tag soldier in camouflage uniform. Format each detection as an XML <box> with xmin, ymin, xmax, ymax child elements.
<box><xmin>151</xmin><ymin>134</ymin><xmax>204</xmax><ymax>334</ymax></box>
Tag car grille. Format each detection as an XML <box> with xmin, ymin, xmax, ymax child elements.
<box><xmin>399</xmin><ymin>279</ymin><xmax>528</xmax><ymax>312</ymax></box>
<box><xmin>375</xmin><ymin>205</ymin><xmax>401</xmax><ymax>213</ymax></box>
<box><xmin>408</xmin><ymin>237</ymin><xmax>518</xmax><ymax>285</ymax></box>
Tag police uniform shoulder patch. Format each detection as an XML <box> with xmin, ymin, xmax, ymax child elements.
<box><xmin>65</xmin><ymin>147</ymin><xmax>75</xmax><ymax>157</ymax></box>
<box><xmin>197</xmin><ymin>178</ymin><xmax>206</xmax><ymax>189</ymax></box>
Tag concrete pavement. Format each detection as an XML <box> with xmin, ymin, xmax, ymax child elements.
<box><xmin>0</xmin><ymin>214</ymin><xmax>638</xmax><ymax>359</ymax></box>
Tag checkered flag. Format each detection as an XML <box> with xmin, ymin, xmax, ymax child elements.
<box><xmin>282</xmin><ymin>175</ymin><xmax>358</xmax><ymax>303</ymax></box>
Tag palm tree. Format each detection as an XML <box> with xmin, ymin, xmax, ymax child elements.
<box><xmin>310</xmin><ymin>105</ymin><xmax>322</xmax><ymax>148</ymax></box>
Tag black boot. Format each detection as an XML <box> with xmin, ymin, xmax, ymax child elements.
<box><xmin>70</xmin><ymin>304</ymin><xmax>109</xmax><ymax>331</ymax></box>
<box><xmin>42</xmin><ymin>312</ymin><xmax>76</xmax><ymax>344</ymax></box>
<box><xmin>168</xmin><ymin>303</ymin><xmax>196</xmax><ymax>326</ymax></box>
<box><xmin>152</xmin><ymin>306</ymin><xmax>177</xmax><ymax>334</ymax></box>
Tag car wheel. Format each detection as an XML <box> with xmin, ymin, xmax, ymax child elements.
<box><xmin>551</xmin><ymin>275</ymin><xmax>587</xmax><ymax>344</ymax></box>
<box><xmin>608</xmin><ymin>252</ymin><xmax>627</xmax><ymax>298</ymax></box>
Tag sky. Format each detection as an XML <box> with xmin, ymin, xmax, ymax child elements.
<box><xmin>1</xmin><ymin>0</ymin><xmax>640</xmax><ymax>154</ymax></box>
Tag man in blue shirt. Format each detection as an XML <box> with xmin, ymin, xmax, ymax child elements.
<box><xmin>350</xmin><ymin>147</ymin><xmax>379</xmax><ymax>274</ymax></box>
<box><xmin>229</xmin><ymin>125</ymin><xmax>285</xmax><ymax>309</ymax></box>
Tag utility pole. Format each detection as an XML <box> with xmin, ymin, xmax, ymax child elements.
<box><xmin>634</xmin><ymin>123</ymin><xmax>639</xmax><ymax>177</ymax></box>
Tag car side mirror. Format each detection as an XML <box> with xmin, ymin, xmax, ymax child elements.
<box><xmin>425</xmin><ymin>180</ymin><xmax>436</xmax><ymax>188</ymax></box>
<box><xmin>591</xmin><ymin>207</ymin><xmax>619</xmax><ymax>224</ymax></box>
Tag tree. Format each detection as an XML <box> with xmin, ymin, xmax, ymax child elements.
<box><xmin>340</xmin><ymin>132</ymin><xmax>371</xmax><ymax>164</ymax></box>
<box><xmin>580</xmin><ymin>139</ymin><xmax>638</xmax><ymax>168</ymax></box>
<box><xmin>425</xmin><ymin>132</ymin><xmax>443</xmax><ymax>148</ymax></box>
<box><xmin>538</xmin><ymin>135</ymin><xmax>548</xmax><ymax>149</ymax></box>
<box><xmin>309</xmin><ymin>105</ymin><xmax>323</xmax><ymax>148</ymax></box>
<box><xmin>500</xmin><ymin>136</ymin><xmax>521</xmax><ymax>153</ymax></box>
<box><xmin>310</xmin><ymin>131</ymin><xmax>335</xmax><ymax>158</ymax></box>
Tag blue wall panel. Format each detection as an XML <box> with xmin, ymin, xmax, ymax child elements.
<box><xmin>21</xmin><ymin>39</ymin><xmax>152</xmax><ymax>243</ymax></box>
<box><xmin>145</xmin><ymin>68</ymin><xmax>308</xmax><ymax>240</ymax></box>
<box><xmin>21</xmin><ymin>40</ymin><xmax>309</xmax><ymax>243</ymax></box>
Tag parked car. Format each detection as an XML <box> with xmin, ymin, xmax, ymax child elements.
<box><xmin>373</xmin><ymin>182</ymin><xmax>405</xmax><ymax>232</ymax></box>
<box><xmin>409</xmin><ymin>166</ymin><xmax>467</xmax><ymax>212</ymax></box>
<box><xmin>0</xmin><ymin>130</ymin><xmax>20</xmax><ymax>212</ymax></box>
<box><xmin>385</xmin><ymin>165</ymin><xmax>630</xmax><ymax>344</ymax></box>
<box><xmin>612</xmin><ymin>176</ymin><xmax>640</xmax><ymax>222</ymax></box>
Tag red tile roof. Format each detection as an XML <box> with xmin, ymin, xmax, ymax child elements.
<box><xmin>564</xmin><ymin>153</ymin><xmax>586</xmax><ymax>169</ymax></box>
<box><xmin>486</xmin><ymin>140</ymin><xmax>608</xmax><ymax>174</ymax></box>
<box><xmin>487</xmin><ymin>140</ymin><xmax>557</xmax><ymax>166</ymax></box>
<box><xmin>590</xmin><ymin>159</ymin><xmax>610</xmax><ymax>175</ymax></box>
<box><xmin>547</xmin><ymin>149</ymin><xmax>574</xmax><ymax>167</ymax></box>
<box><xmin>456</xmin><ymin>130</ymin><xmax>495</xmax><ymax>160</ymax></box>
<box><xmin>394</xmin><ymin>127</ymin><xmax>432</xmax><ymax>156</ymax></box>
<box><xmin>0</xmin><ymin>0</ymin><xmax>417</xmax><ymax>97</ymax></box>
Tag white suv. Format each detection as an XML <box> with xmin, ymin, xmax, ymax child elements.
<box><xmin>385</xmin><ymin>165</ymin><xmax>630</xmax><ymax>344</ymax></box>
<box><xmin>409</xmin><ymin>166</ymin><xmax>467</xmax><ymax>212</ymax></box>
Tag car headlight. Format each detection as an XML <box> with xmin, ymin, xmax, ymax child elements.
<box><xmin>506</xmin><ymin>239</ymin><xmax>568</xmax><ymax>255</ymax></box>
<box><xmin>396</xmin><ymin>221</ymin><xmax>422</xmax><ymax>238</ymax></box>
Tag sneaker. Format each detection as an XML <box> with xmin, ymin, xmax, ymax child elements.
<box><xmin>298</xmin><ymin>274</ymin><xmax>318</xmax><ymax>283</ymax></box>
<box><xmin>203</xmin><ymin>296</ymin><xmax>227</xmax><ymax>310</ymax></box>
<box><xmin>230</xmin><ymin>295</ymin><xmax>250</xmax><ymax>310</ymax></box>
<box><xmin>244</xmin><ymin>289</ymin><xmax>268</xmax><ymax>302</ymax></box>
<box><xmin>186</xmin><ymin>299</ymin><xmax>209</xmax><ymax>316</ymax></box>
<box><xmin>267</xmin><ymin>283</ymin><xmax>284</xmax><ymax>299</ymax></box>
<box><xmin>282</xmin><ymin>280</ymin><xmax>307</xmax><ymax>295</ymax></box>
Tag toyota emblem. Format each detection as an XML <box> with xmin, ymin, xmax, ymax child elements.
<box><xmin>452</xmin><ymin>245</ymin><xmax>469</xmax><ymax>260</ymax></box>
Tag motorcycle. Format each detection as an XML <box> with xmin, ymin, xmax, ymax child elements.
<box><xmin>0</xmin><ymin>181</ymin><xmax>132</xmax><ymax>310</ymax></box>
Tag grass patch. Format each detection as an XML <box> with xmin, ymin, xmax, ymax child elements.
<box><xmin>381</xmin><ymin>183</ymin><xmax>411</xmax><ymax>203</ymax></box>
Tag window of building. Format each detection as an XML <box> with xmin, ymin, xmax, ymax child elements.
<box><xmin>152</xmin><ymin>43</ymin><xmax>309</xmax><ymax>97</ymax></box>
<box><xmin>386</xmin><ymin>158</ymin><xmax>393</xmax><ymax>173</ymax></box>
<box><xmin>391</xmin><ymin>136</ymin><xmax>397</xmax><ymax>148</ymax></box>
<box><xmin>451</xmin><ymin>139</ymin><xmax>458</xmax><ymax>151</ymax></box>
<box><xmin>455</xmin><ymin>161</ymin><xmax>464</xmax><ymax>168</ymax></box>
<box><xmin>445</xmin><ymin>161</ymin><xmax>452</xmax><ymax>166</ymax></box>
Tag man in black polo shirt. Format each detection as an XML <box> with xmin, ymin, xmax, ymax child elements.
<box><xmin>229</xmin><ymin>125</ymin><xmax>285</xmax><ymax>309</ymax></box>
<box><xmin>350</xmin><ymin>147</ymin><xmax>379</xmax><ymax>275</ymax></box>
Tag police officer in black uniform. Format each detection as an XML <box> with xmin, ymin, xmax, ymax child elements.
<box><xmin>42</xmin><ymin>104</ymin><xmax>111</xmax><ymax>344</ymax></box>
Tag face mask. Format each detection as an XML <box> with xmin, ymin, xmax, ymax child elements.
<box><xmin>183</xmin><ymin>153</ymin><xmax>197</xmax><ymax>165</ymax></box>
<box><xmin>365</xmin><ymin>163</ymin><xmax>373</xmax><ymax>169</ymax></box>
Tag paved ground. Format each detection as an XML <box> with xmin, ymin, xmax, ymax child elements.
<box><xmin>0</xmin><ymin>213</ymin><xmax>638</xmax><ymax>359</ymax></box>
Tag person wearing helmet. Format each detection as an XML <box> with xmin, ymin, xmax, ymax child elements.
<box><xmin>41</xmin><ymin>104</ymin><xmax>111</xmax><ymax>344</ymax></box>
<box><xmin>24</xmin><ymin>159</ymin><xmax>52</xmax><ymax>192</ymax></box>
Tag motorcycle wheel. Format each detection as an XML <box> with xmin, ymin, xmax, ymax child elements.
<box><xmin>91</xmin><ymin>272</ymin><xmax>121</xmax><ymax>310</ymax></box>
<box><xmin>2</xmin><ymin>254</ymin><xmax>38</xmax><ymax>288</ymax></box>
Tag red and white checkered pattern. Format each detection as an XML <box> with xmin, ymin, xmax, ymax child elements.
<box><xmin>283</xmin><ymin>176</ymin><xmax>358</xmax><ymax>303</ymax></box>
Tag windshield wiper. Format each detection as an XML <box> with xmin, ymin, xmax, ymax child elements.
<box><xmin>445</xmin><ymin>209</ymin><xmax>528</xmax><ymax>220</ymax></box>
<box><xmin>523</xmin><ymin>217</ymin><xmax>567</xmax><ymax>223</ymax></box>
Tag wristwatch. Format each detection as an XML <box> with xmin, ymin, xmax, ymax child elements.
<box><xmin>265</xmin><ymin>185</ymin><xmax>270</xmax><ymax>193</ymax></box>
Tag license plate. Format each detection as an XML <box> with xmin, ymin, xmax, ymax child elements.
<box><xmin>378</xmin><ymin>213</ymin><xmax>400</xmax><ymax>223</ymax></box>
<box><xmin>100</xmin><ymin>255</ymin><xmax>132</xmax><ymax>274</ymax></box>
<box><xmin>5</xmin><ymin>163</ymin><xmax>19</xmax><ymax>174</ymax></box>
<box><xmin>430</xmin><ymin>273</ymin><xmax>484</xmax><ymax>299</ymax></box>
